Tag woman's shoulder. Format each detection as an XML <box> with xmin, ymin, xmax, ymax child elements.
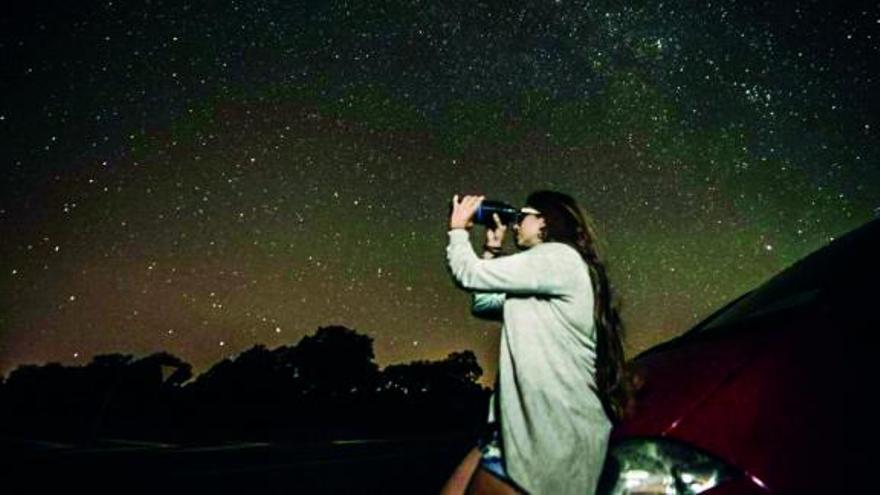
<box><xmin>530</xmin><ymin>242</ymin><xmax>592</xmax><ymax>293</ymax></box>
<box><xmin>533</xmin><ymin>241</ymin><xmax>583</xmax><ymax>261</ymax></box>
<box><xmin>532</xmin><ymin>242</ymin><xmax>589</xmax><ymax>276</ymax></box>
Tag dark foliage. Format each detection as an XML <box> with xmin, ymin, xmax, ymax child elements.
<box><xmin>0</xmin><ymin>326</ymin><xmax>489</xmax><ymax>444</ymax></box>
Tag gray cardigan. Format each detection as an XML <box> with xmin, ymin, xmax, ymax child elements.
<box><xmin>446</xmin><ymin>228</ymin><xmax>611</xmax><ymax>495</ymax></box>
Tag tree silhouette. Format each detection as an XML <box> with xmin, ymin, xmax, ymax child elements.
<box><xmin>0</xmin><ymin>325</ymin><xmax>489</xmax><ymax>442</ymax></box>
<box><xmin>291</xmin><ymin>325</ymin><xmax>379</xmax><ymax>398</ymax></box>
<box><xmin>189</xmin><ymin>344</ymin><xmax>288</xmax><ymax>401</ymax></box>
<box><xmin>87</xmin><ymin>352</ymin><xmax>192</xmax><ymax>438</ymax></box>
<box><xmin>374</xmin><ymin>350</ymin><xmax>488</xmax><ymax>432</ymax></box>
<box><xmin>0</xmin><ymin>351</ymin><xmax>194</xmax><ymax>441</ymax></box>
<box><xmin>379</xmin><ymin>351</ymin><xmax>483</xmax><ymax>397</ymax></box>
<box><xmin>1</xmin><ymin>362</ymin><xmax>88</xmax><ymax>439</ymax></box>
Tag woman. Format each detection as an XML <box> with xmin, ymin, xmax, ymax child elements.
<box><xmin>441</xmin><ymin>191</ymin><xmax>628</xmax><ymax>495</ymax></box>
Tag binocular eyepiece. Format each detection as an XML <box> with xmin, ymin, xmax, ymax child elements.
<box><xmin>473</xmin><ymin>200</ymin><xmax>521</xmax><ymax>227</ymax></box>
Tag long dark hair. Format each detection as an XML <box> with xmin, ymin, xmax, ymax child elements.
<box><xmin>525</xmin><ymin>190</ymin><xmax>631</xmax><ymax>422</ymax></box>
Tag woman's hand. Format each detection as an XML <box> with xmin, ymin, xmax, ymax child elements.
<box><xmin>449</xmin><ymin>194</ymin><xmax>485</xmax><ymax>230</ymax></box>
<box><xmin>485</xmin><ymin>212</ymin><xmax>507</xmax><ymax>249</ymax></box>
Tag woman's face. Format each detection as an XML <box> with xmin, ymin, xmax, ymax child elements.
<box><xmin>514</xmin><ymin>207</ymin><xmax>545</xmax><ymax>248</ymax></box>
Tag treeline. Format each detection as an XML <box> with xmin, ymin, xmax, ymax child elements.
<box><xmin>0</xmin><ymin>326</ymin><xmax>489</xmax><ymax>443</ymax></box>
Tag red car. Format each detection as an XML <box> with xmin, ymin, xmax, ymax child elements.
<box><xmin>598</xmin><ymin>218</ymin><xmax>877</xmax><ymax>494</ymax></box>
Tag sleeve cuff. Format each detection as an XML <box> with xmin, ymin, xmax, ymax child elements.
<box><xmin>447</xmin><ymin>229</ymin><xmax>470</xmax><ymax>242</ymax></box>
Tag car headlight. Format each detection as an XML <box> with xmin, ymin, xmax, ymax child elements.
<box><xmin>598</xmin><ymin>438</ymin><xmax>738</xmax><ymax>495</ymax></box>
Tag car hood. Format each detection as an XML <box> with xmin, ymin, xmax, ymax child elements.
<box><xmin>613</xmin><ymin>305</ymin><xmax>870</xmax><ymax>494</ymax></box>
<box><xmin>614</xmin><ymin>322</ymin><xmax>770</xmax><ymax>440</ymax></box>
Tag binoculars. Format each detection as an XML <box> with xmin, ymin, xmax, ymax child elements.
<box><xmin>473</xmin><ymin>200</ymin><xmax>522</xmax><ymax>227</ymax></box>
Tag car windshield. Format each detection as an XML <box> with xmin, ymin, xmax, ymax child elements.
<box><xmin>688</xmin><ymin>218</ymin><xmax>880</xmax><ymax>335</ymax></box>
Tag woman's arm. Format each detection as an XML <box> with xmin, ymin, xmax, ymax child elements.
<box><xmin>470</xmin><ymin>246</ymin><xmax>506</xmax><ymax>321</ymax></box>
<box><xmin>471</xmin><ymin>292</ymin><xmax>506</xmax><ymax>321</ymax></box>
<box><xmin>446</xmin><ymin>229</ymin><xmax>574</xmax><ymax>295</ymax></box>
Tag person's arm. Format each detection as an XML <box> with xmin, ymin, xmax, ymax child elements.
<box><xmin>446</xmin><ymin>229</ymin><xmax>573</xmax><ymax>295</ymax></box>
<box><xmin>471</xmin><ymin>292</ymin><xmax>505</xmax><ymax>321</ymax></box>
<box><xmin>470</xmin><ymin>248</ymin><xmax>506</xmax><ymax>320</ymax></box>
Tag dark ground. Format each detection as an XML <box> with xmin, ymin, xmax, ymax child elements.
<box><xmin>2</xmin><ymin>434</ymin><xmax>473</xmax><ymax>494</ymax></box>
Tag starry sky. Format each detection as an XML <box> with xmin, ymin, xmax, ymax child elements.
<box><xmin>1</xmin><ymin>0</ymin><xmax>878</xmax><ymax>380</ymax></box>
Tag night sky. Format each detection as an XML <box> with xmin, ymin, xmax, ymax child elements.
<box><xmin>2</xmin><ymin>0</ymin><xmax>878</xmax><ymax>380</ymax></box>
